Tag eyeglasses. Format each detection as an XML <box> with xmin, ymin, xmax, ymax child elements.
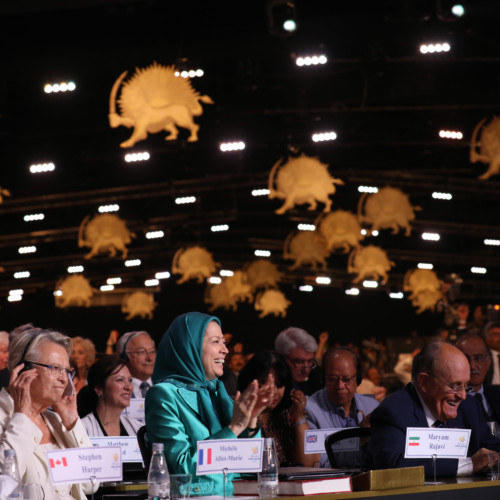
<box><xmin>127</xmin><ymin>349</ymin><xmax>156</xmax><ymax>357</ymax></box>
<box><xmin>325</xmin><ymin>375</ymin><xmax>357</xmax><ymax>386</ymax></box>
<box><xmin>289</xmin><ymin>357</ymin><xmax>318</xmax><ymax>370</ymax></box>
<box><xmin>426</xmin><ymin>372</ymin><xmax>477</xmax><ymax>394</ymax></box>
<box><xmin>27</xmin><ymin>361</ymin><xmax>76</xmax><ymax>378</ymax></box>
<box><xmin>464</xmin><ymin>353</ymin><xmax>490</xmax><ymax>363</ymax></box>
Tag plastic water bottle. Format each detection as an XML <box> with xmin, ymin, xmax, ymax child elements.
<box><xmin>148</xmin><ymin>442</ymin><xmax>170</xmax><ymax>500</ymax></box>
<box><xmin>2</xmin><ymin>449</ymin><xmax>23</xmax><ymax>499</ymax></box>
<box><xmin>258</xmin><ymin>438</ymin><xmax>279</xmax><ymax>498</ymax></box>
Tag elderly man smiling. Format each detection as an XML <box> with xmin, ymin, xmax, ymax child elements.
<box><xmin>370</xmin><ymin>341</ymin><xmax>500</xmax><ymax>477</ymax></box>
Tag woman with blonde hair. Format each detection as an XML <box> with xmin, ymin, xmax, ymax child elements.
<box><xmin>71</xmin><ymin>336</ymin><xmax>96</xmax><ymax>393</ymax></box>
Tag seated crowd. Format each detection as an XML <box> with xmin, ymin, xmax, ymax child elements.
<box><xmin>0</xmin><ymin>304</ymin><xmax>499</xmax><ymax>498</ymax></box>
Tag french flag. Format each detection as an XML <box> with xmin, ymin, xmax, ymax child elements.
<box><xmin>198</xmin><ymin>448</ymin><xmax>212</xmax><ymax>465</ymax></box>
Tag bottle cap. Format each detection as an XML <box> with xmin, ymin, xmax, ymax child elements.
<box><xmin>4</xmin><ymin>449</ymin><xmax>16</xmax><ymax>457</ymax></box>
<box><xmin>152</xmin><ymin>442</ymin><xmax>164</xmax><ymax>452</ymax></box>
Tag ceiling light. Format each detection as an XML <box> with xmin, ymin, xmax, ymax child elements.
<box><xmin>100</xmin><ymin>284</ymin><xmax>114</xmax><ymax>291</ymax></box>
<box><xmin>299</xmin><ymin>285</ymin><xmax>313</xmax><ymax>292</ymax></box>
<box><xmin>371</xmin><ymin>230</ymin><xmax>379</xmax><ymax>237</ymax></box>
<box><xmin>422</xmin><ymin>232</ymin><xmax>440</xmax><ymax>241</ymax></box>
<box><xmin>358</xmin><ymin>186</ymin><xmax>378</xmax><ymax>193</ymax></box>
<box><xmin>251</xmin><ymin>189</ymin><xmax>270</xmax><ymax>197</ymax></box>
<box><xmin>345</xmin><ymin>288</ymin><xmax>360</xmax><ymax>296</ymax></box>
<box><xmin>211</xmin><ymin>224</ymin><xmax>229</xmax><ymax>232</ymax></box>
<box><xmin>316</xmin><ymin>276</ymin><xmax>331</xmax><ymax>285</ymax></box>
<box><xmin>312</xmin><ymin>131</ymin><xmax>336</xmax><ymax>142</ymax></box>
<box><xmin>23</xmin><ymin>213</ymin><xmax>45</xmax><ymax>222</ymax></box>
<box><xmin>8</xmin><ymin>294</ymin><xmax>22</xmax><ymax>302</ymax></box>
<box><xmin>155</xmin><ymin>271</ymin><xmax>170</xmax><ymax>279</ymax></box>
<box><xmin>175</xmin><ymin>68</ymin><xmax>204</xmax><ymax>78</ymax></box>
<box><xmin>146</xmin><ymin>230</ymin><xmax>164</xmax><ymax>239</ymax></box>
<box><xmin>267</xmin><ymin>0</ymin><xmax>298</xmax><ymax>36</ymax></box>
<box><xmin>145</xmin><ymin>279</ymin><xmax>159</xmax><ymax>287</ymax></box>
<box><xmin>107</xmin><ymin>277</ymin><xmax>122</xmax><ymax>285</ymax></box>
<box><xmin>296</xmin><ymin>55</ymin><xmax>328</xmax><ymax>67</ymax></box>
<box><xmin>220</xmin><ymin>270</ymin><xmax>234</xmax><ymax>277</ymax></box>
<box><xmin>30</xmin><ymin>163</ymin><xmax>55</xmax><ymax>173</ymax></box>
<box><xmin>68</xmin><ymin>265</ymin><xmax>84</xmax><ymax>273</ymax></box>
<box><xmin>484</xmin><ymin>239</ymin><xmax>500</xmax><ymax>246</ymax></box>
<box><xmin>18</xmin><ymin>246</ymin><xmax>36</xmax><ymax>254</ymax></box>
<box><xmin>175</xmin><ymin>196</ymin><xmax>196</xmax><ymax>205</ymax></box>
<box><xmin>438</xmin><ymin>130</ymin><xmax>463</xmax><ymax>140</ymax></box>
<box><xmin>432</xmin><ymin>192</ymin><xmax>452</xmax><ymax>200</ymax></box>
<box><xmin>98</xmin><ymin>204</ymin><xmax>119</xmax><ymax>213</ymax></box>
<box><xmin>125</xmin><ymin>259</ymin><xmax>141</xmax><ymax>267</ymax></box>
<box><xmin>419</xmin><ymin>42</ymin><xmax>451</xmax><ymax>54</ymax></box>
<box><xmin>298</xmin><ymin>223</ymin><xmax>315</xmax><ymax>231</ymax></box>
<box><xmin>14</xmin><ymin>271</ymin><xmax>30</xmax><ymax>279</ymax></box>
<box><xmin>418</xmin><ymin>263</ymin><xmax>434</xmax><ymax>269</ymax></box>
<box><xmin>53</xmin><ymin>290</ymin><xmax>63</xmax><ymax>297</ymax></box>
<box><xmin>255</xmin><ymin>250</ymin><xmax>271</xmax><ymax>257</ymax></box>
<box><xmin>44</xmin><ymin>81</ymin><xmax>76</xmax><ymax>93</ymax></box>
<box><xmin>124</xmin><ymin>152</ymin><xmax>150</xmax><ymax>162</ymax></box>
<box><xmin>208</xmin><ymin>276</ymin><xmax>222</xmax><ymax>284</ymax></box>
<box><xmin>363</xmin><ymin>280</ymin><xmax>378</xmax><ymax>288</ymax></box>
<box><xmin>361</xmin><ymin>229</ymin><xmax>368</xmax><ymax>236</ymax></box>
<box><xmin>451</xmin><ymin>4</ymin><xmax>465</xmax><ymax>17</ymax></box>
<box><xmin>219</xmin><ymin>141</ymin><xmax>245</xmax><ymax>152</ymax></box>
<box><xmin>9</xmin><ymin>289</ymin><xmax>24</xmax><ymax>296</ymax></box>
<box><xmin>389</xmin><ymin>292</ymin><xmax>404</xmax><ymax>299</ymax></box>
<box><xmin>471</xmin><ymin>267</ymin><xmax>487</xmax><ymax>274</ymax></box>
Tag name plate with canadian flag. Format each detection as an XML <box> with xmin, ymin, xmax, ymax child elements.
<box><xmin>46</xmin><ymin>446</ymin><xmax>123</xmax><ymax>484</ymax></box>
<box><xmin>196</xmin><ymin>438</ymin><xmax>263</xmax><ymax>475</ymax></box>
<box><xmin>404</xmin><ymin>428</ymin><xmax>471</xmax><ymax>459</ymax></box>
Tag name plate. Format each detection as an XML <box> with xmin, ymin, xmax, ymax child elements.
<box><xmin>305</xmin><ymin>428</ymin><xmax>359</xmax><ymax>454</ymax></box>
<box><xmin>46</xmin><ymin>446</ymin><xmax>123</xmax><ymax>484</ymax></box>
<box><xmin>404</xmin><ymin>427</ymin><xmax>471</xmax><ymax>459</ymax></box>
<box><xmin>123</xmin><ymin>398</ymin><xmax>145</xmax><ymax>421</ymax></box>
<box><xmin>91</xmin><ymin>436</ymin><xmax>142</xmax><ymax>463</ymax></box>
<box><xmin>196</xmin><ymin>438</ymin><xmax>263</xmax><ymax>475</ymax></box>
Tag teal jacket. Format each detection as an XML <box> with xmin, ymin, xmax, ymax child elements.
<box><xmin>146</xmin><ymin>381</ymin><xmax>258</xmax><ymax>496</ymax></box>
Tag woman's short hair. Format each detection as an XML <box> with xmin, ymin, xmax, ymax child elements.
<box><xmin>8</xmin><ymin>327</ymin><xmax>72</xmax><ymax>371</ymax></box>
<box><xmin>274</xmin><ymin>327</ymin><xmax>318</xmax><ymax>357</ymax></box>
<box><xmin>72</xmin><ymin>336</ymin><xmax>96</xmax><ymax>366</ymax></box>
<box><xmin>77</xmin><ymin>355</ymin><xmax>128</xmax><ymax>417</ymax></box>
<box><xmin>237</xmin><ymin>351</ymin><xmax>293</xmax><ymax>411</ymax></box>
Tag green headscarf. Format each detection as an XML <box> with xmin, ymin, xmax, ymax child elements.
<box><xmin>152</xmin><ymin>312</ymin><xmax>234</xmax><ymax>433</ymax></box>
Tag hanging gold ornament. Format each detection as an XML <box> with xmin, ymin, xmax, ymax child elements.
<box><xmin>470</xmin><ymin>116</ymin><xmax>500</xmax><ymax>179</ymax></box>
<box><xmin>315</xmin><ymin>209</ymin><xmax>364</xmax><ymax>253</ymax></box>
<box><xmin>121</xmin><ymin>291</ymin><xmax>157</xmax><ymax>320</ymax></box>
<box><xmin>268</xmin><ymin>154</ymin><xmax>344</xmax><ymax>214</ymax></box>
<box><xmin>244</xmin><ymin>259</ymin><xmax>282</xmax><ymax>291</ymax></box>
<box><xmin>254</xmin><ymin>289</ymin><xmax>291</xmax><ymax>318</ymax></box>
<box><xmin>283</xmin><ymin>230</ymin><xmax>329</xmax><ymax>270</ymax></box>
<box><xmin>109</xmin><ymin>61</ymin><xmax>214</xmax><ymax>147</ymax></box>
<box><xmin>348</xmin><ymin>245</ymin><xmax>395</xmax><ymax>283</ymax></box>
<box><xmin>403</xmin><ymin>268</ymin><xmax>443</xmax><ymax>313</ymax></box>
<box><xmin>172</xmin><ymin>246</ymin><xmax>219</xmax><ymax>284</ymax></box>
<box><xmin>55</xmin><ymin>275</ymin><xmax>95</xmax><ymax>308</ymax></box>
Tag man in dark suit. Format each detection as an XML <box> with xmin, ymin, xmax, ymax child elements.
<box><xmin>370</xmin><ymin>341</ymin><xmax>500</xmax><ymax>477</ymax></box>
<box><xmin>456</xmin><ymin>332</ymin><xmax>500</xmax><ymax>427</ymax></box>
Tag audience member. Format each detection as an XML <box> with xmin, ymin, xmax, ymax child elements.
<box><xmin>357</xmin><ymin>366</ymin><xmax>387</xmax><ymax>402</ymax></box>
<box><xmin>0</xmin><ymin>331</ymin><xmax>9</xmax><ymax>387</ymax></box>
<box><xmin>484</xmin><ymin>321</ymin><xmax>500</xmax><ymax>385</ymax></box>
<box><xmin>306</xmin><ymin>347</ymin><xmax>379</xmax><ymax>467</ymax></box>
<box><xmin>220</xmin><ymin>352</ymin><xmax>246</xmax><ymax>398</ymax></box>
<box><xmin>275</xmin><ymin>327</ymin><xmax>323</xmax><ymax>395</ymax></box>
<box><xmin>79</xmin><ymin>355</ymin><xmax>142</xmax><ymax>436</ymax></box>
<box><xmin>314</xmin><ymin>331</ymin><xmax>329</xmax><ymax>365</ymax></box>
<box><xmin>145</xmin><ymin>312</ymin><xmax>273</xmax><ymax>496</ymax></box>
<box><xmin>71</xmin><ymin>336</ymin><xmax>96</xmax><ymax>393</ymax></box>
<box><xmin>456</xmin><ymin>333</ymin><xmax>500</xmax><ymax>425</ymax></box>
<box><xmin>370</xmin><ymin>341</ymin><xmax>500</xmax><ymax>477</ymax></box>
<box><xmin>116</xmin><ymin>330</ymin><xmax>156</xmax><ymax>398</ymax></box>
<box><xmin>237</xmin><ymin>351</ymin><xmax>320</xmax><ymax>467</ymax></box>
<box><xmin>0</xmin><ymin>327</ymin><xmax>97</xmax><ymax>498</ymax></box>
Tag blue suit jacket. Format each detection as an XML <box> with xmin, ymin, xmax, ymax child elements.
<box><xmin>483</xmin><ymin>384</ymin><xmax>500</xmax><ymax>424</ymax></box>
<box><xmin>370</xmin><ymin>383</ymin><xmax>500</xmax><ymax>477</ymax></box>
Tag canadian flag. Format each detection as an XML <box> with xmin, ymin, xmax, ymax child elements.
<box><xmin>49</xmin><ymin>457</ymin><xmax>68</xmax><ymax>468</ymax></box>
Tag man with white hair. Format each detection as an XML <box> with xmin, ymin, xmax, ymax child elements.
<box><xmin>275</xmin><ymin>326</ymin><xmax>323</xmax><ymax>396</ymax></box>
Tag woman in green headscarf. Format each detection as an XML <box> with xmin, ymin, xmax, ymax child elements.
<box><xmin>146</xmin><ymin>312</ymin><xmax>273</xmax><ymax>496</ymax></box>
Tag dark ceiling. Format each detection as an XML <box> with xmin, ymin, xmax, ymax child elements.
<box><xmin>0</xmin><ymin>0</ymin><xmax>499</xmax><ymax>346</ymax></box>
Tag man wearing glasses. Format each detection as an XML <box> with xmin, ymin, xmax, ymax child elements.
<box><xmin>274</xmin><ymin>327</ymin><xmax>323</xmax><ymax>396</ymax></box>
<box><xmin>456</xmin><ymin>332</ymin><xmax>500</xmax><ymax>426</ymax></box>
<box><xmin>370</xmin><ymin>341</ymin><xmax>500</xmax><ymax>477</ymax></box>
<box><xmin>116</xmin><ymin>330</ymin><xmax>156</xmax><ymax>399</ymax></box>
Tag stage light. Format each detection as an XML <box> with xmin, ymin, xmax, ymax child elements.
<box><xmin>267</xmin><ymin>0</ymin><xmax>298</xmax><ymax>36</ymax></box>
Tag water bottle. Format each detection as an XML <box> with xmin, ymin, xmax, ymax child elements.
<box><xmin>2</xmin><ymin>449</ymin><xmax>23</xmax><ymax>499</ymax></box>
<box><xmin>148</xmin><ymin>442</ymin><xmax>170</xmax><ymax>500</ymax></box>
<box><xmin>258</xmin><ymin>438</ymin><xmax>279</xmax><ymax>498</ymax></box>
